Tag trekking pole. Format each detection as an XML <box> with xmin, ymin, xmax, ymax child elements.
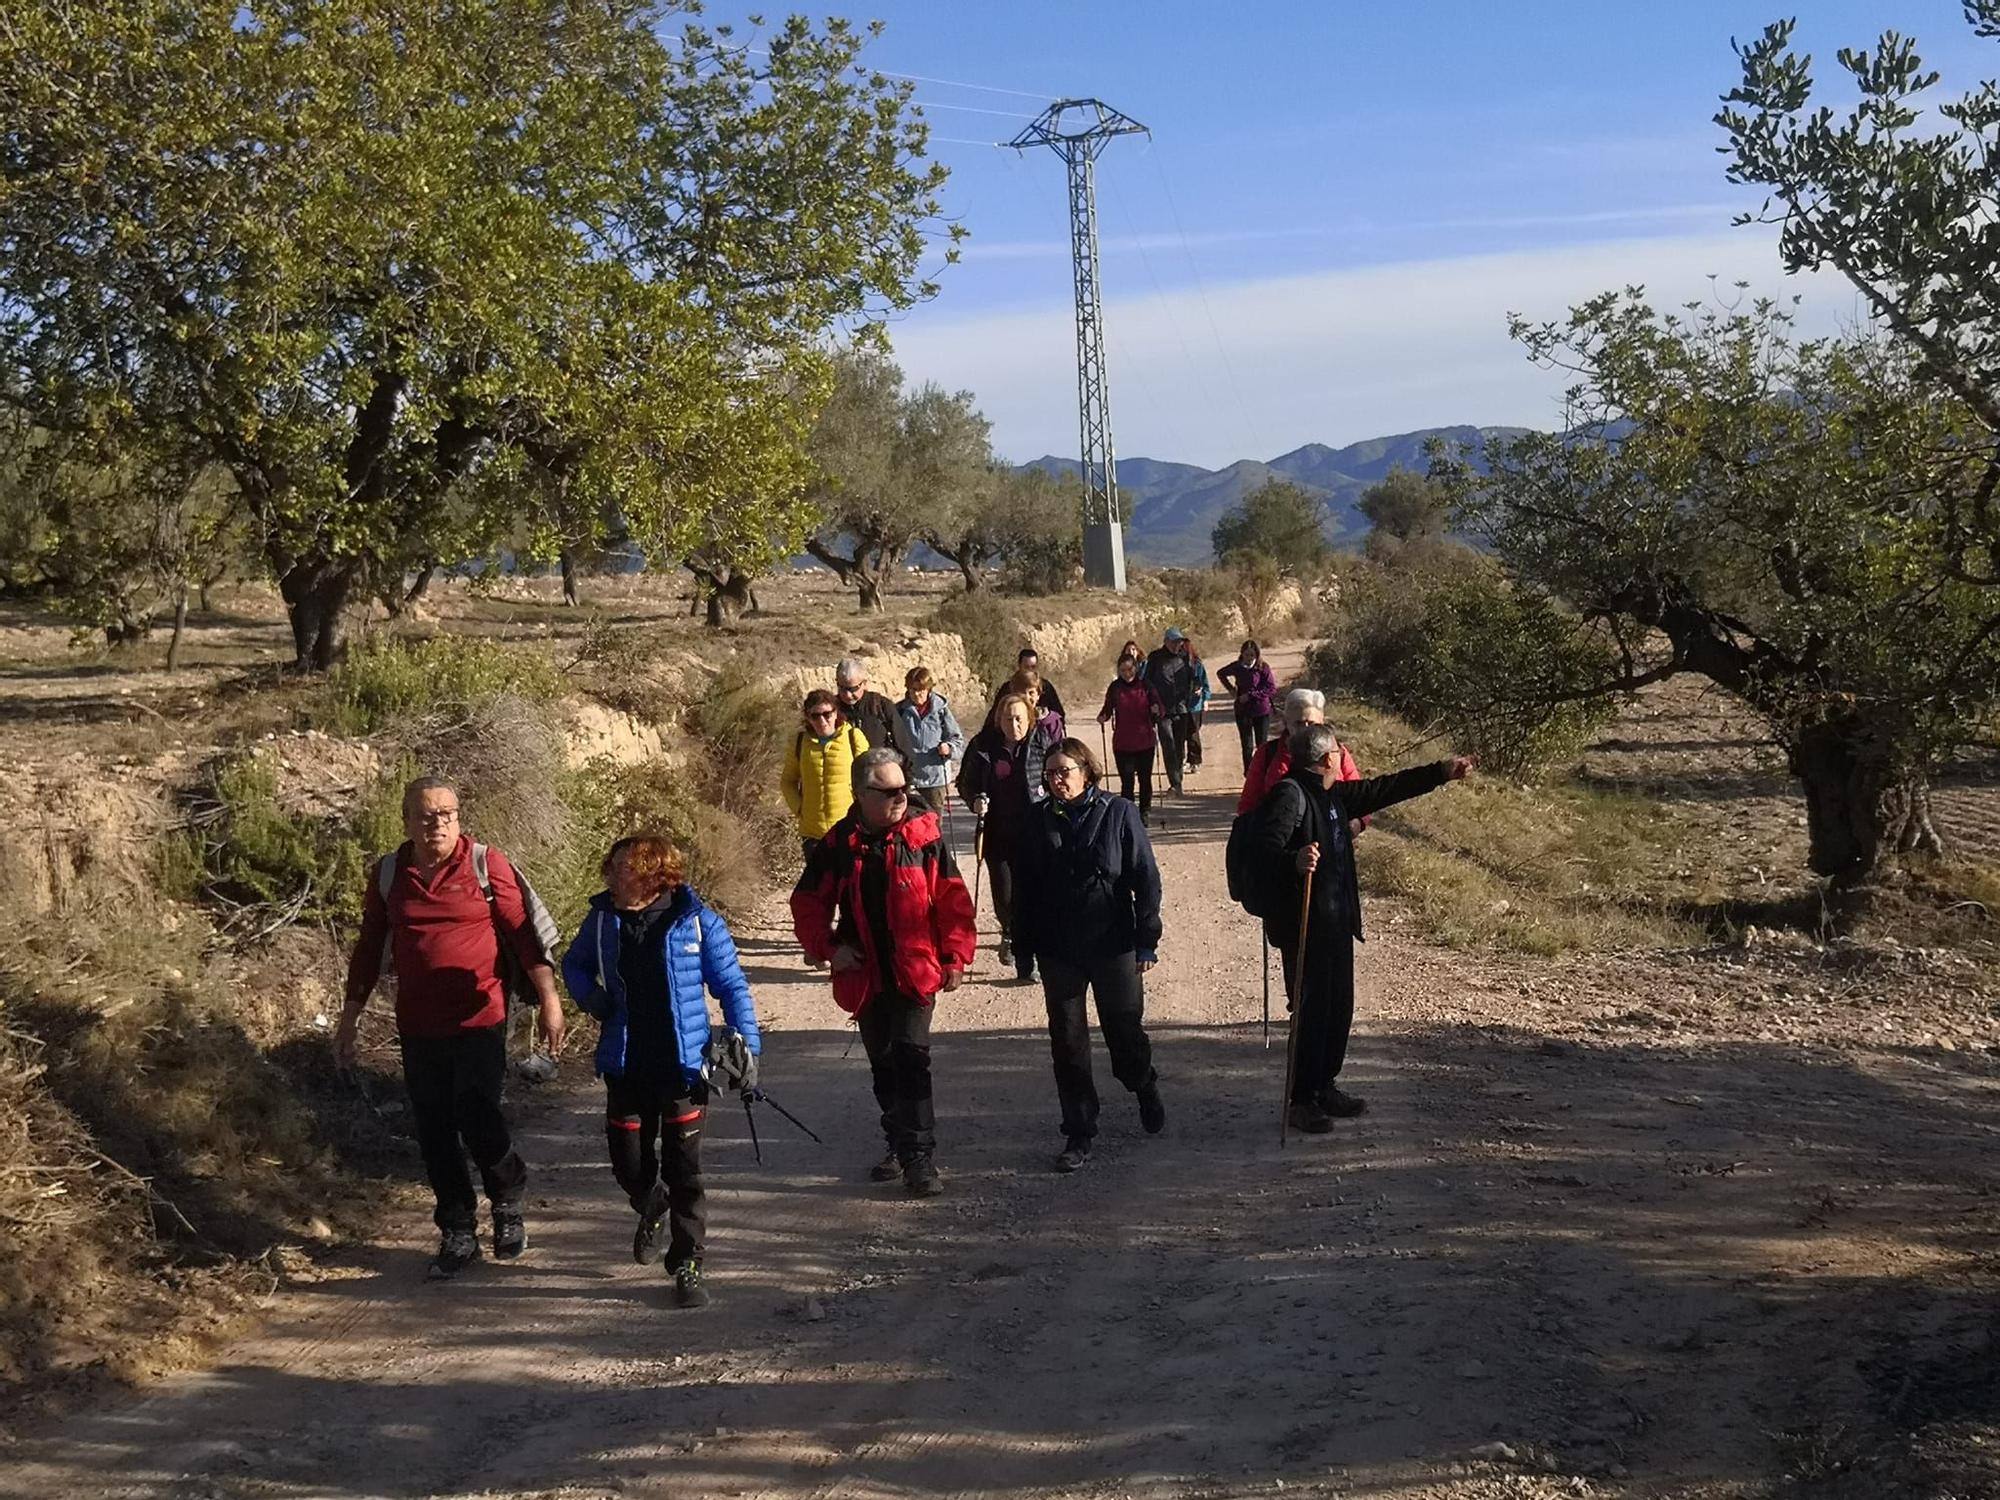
<box><xmin>741</xmin><ymin>1092</ymin><xmax>764</xmax><ymax>1165</ymax></box>
<box><xmin>1097</xmin><ymin>718</ymin><xmax>1109</xmax><ymax>770</ymax></box>
<box><xmin>971</xmin><ymin>812</ymin><xmax>986</xmax><ymax>933</ymax></box>
<box><xmin>748</xmin><ymin>1086</ymin><xmax>825</xmax><ymax>1144</ymax></box>
<box><xmin>1262</xmin><ymin>935</ymin><xmax>1271</xmax><ymax>1049</ymax></box>
<box><xmin>942</xmin><ymin>779</ymin><xmax>958</xmax><ymax>852</ymax></box>
<box><xmin>1280</xmin><ymin>862</ymin><xmax>1316</xmax><ymax>1148</ymax></box>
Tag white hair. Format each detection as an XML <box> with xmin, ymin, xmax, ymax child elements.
<box><xmin>835</xmin><ymin>656</ymin><xmax>867</xmax><ymax>687</ymax></box>
<box><xmin>1282</xmin><ymin>687</ymin><xmax>1325</xmax><ymax>726</ymax></box>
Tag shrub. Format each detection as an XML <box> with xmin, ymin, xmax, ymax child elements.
<box><xmin>324</xmin><ymin>634</ymin><xmax>561</xmax><ymax>735</ymax></box>
<box><xmin>1312</xmin><ymin>560</ymin><xmax>1617</xmax><ymax>777</ymax></box>
<box><xmin>924</xmin><ymin>592</ymin><xmax>1024</xmax><ymax>697</ymax></box>
<box><xmin>999</xmin><ymin>532</ymin><xmax>1082</xmax><ymax>596</ymax></box>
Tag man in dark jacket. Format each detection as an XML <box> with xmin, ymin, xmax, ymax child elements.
<box><xmin>1014</xmin><ymin>739</ymin><xmax>1166</xmax><ymax>1172</ymax></box>
<box><xmin>792</xmin><ymin>748</ymin><xmax>977</xmax><ymax>1197</ymax></box>
<box><xmin>1247</xmin><ymin>727</ymin><xmax>1473</xmax><ymax>1133</ymax></box>
<box><xmin>836</xmin><ymin>657</ymin><xmax>900</xmax><ymax>759</ymax></box>
<box><xmin>338</xmin><ymin>776</ymin><xmax>566</xmax><ymax>1279</ymax></box>
<box><xmin>1144</xmin><ymin>628</ymin><xmax>1198</xmax><ymax>795</ymax></box>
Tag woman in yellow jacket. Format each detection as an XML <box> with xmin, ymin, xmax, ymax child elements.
<box><xmin>784</xmin><ymin>688</ymin><xmax>870</xmax><ymax>865</ymax></box>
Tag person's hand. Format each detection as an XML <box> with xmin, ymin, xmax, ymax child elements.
<box><xmin>938</xmin><ymin>743</ymin><xmax>952</xmax><ymax>760</ymax></box>
<box><xmin>830</xmin><ymin>943</ymin><xmax>864</xmax><ymax>974</ymax></box>
<box><xmin>1295</xmin><ymin>844</ymin><xmax>1321</xmax><ymax>874</ymax></box>
<box><xmin>538</xmin><ymin>994</ymin><xmax>567</xmax><ymax>1057</ymax></box>
<box><xmin>940</xmin><ymin>966</ymin><xmax>963</xmax><ymax>993</ymax></box>
<box><xmin>1446</xmin><ymin>755</ymin><xmax>1477</xmax><ymax>781</ymax></box>
<box><xmin>1136</xmin><ymin>958</ymin><xmax>1157</xmax><ymax>975</ymax></box>
<box><xmin>333</xmin><ymin>1009</ymin><xmax>360</xmax><ymax>1073</ymax></box>
<box><xmin>1098</xmin><ymin>712</ymin><xmax>1111</xmax><ymax>724</ymax></box>
<box><xmin>739</xmin><ymin>1049</ymin><xmax>760</xmax><ymax>1094</ymax></box>
<box><xmin>972</xmin><ymin>795</ymin><xmax>990</xmax><ymax>817</ymax></box>
<box><xmin>1348</xmin><ymin>818</ymin><xmax>1364</xmax><ymax>837</ymax></box>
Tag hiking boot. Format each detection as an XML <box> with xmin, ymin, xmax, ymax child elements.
<box><xmin>997</xmin><ymin>935</ymin><xmax>1013</xmax><ymax>967</ymax></box>
<box><xmin>1015</xmin><ymin>963</ymin><xmax>1036</xmax><ymax>985</ymax></box>
<box><xmin>904</xmin><ymin>1154</ymin><xmax>944</xmax><ymax>1197</ymax></box>
<box><xmin>1054</xmin><ymin>1137</ymin><xmax>1092</xmax><ymax>1173</ymax></box>
<box><xmin>672</xmin><ymin>1258</ymin><xmax>710</xmax><ymax>1309</ymax></box>
<box><xmin>1321</xmin><ymin>1086</ymin><xmax>1367</xmax><ymax>1119</ymax></box>
<box><xmin>633</xmin><ymin>1206</ymin><xmax>666</xmax><ymax>1264</ymax></box>
<box><xmin>427</xmin><ymin>1229</ymin><xmax>482</xmax><ymax>1280</ymax></box>
<box><xmin>1286</xmin><ymin>1101</ymin><xmax>1334</xmax><ymax>1135</ymax></box>
<box><xmin>868</xmin><ymin>1148</ymin><xmax>903</xmax><ymax>1183</ymax></box>
<box><xmin>492</xmin><ymin>1207</ymin><xmax>527</xmax><ymax>1261</ymax></box>
<box><xmin>1137</xmin><ymin>1081</ymin><xmax>1167</xmax><ymax>1135</ymax></box>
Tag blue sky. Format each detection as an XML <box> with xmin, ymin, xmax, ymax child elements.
<box><xmin>732</xmin><ymin>3</ymin><xmax>1994</xmax><ymax>467</ymax></box>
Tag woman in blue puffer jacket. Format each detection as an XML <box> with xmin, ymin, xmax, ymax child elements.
<box><xmin>562</xmin><ymin>834</ymin><xmax>761</xmax><ymax>1308</ymax></box>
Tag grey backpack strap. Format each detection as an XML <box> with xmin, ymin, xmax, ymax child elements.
<box><xmin>375</xmin><ymin>853</ymin><xmax>397</xmax><ymax>905</ymax></box>
<box><xmin>470</xmin><ymin>842</ymin><xmax>494</xmax><ymax>899</ymax></box>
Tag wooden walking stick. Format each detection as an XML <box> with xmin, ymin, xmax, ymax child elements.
<box><xmin>1279</xmin><ymin>861</ymin><xmax>1315</xmax><ymax>1148</ymax></box>
<box><xmin>1262</xmin><ymin>934</ymin><xmax>1271</xmax><ymax>1048</ymax></box>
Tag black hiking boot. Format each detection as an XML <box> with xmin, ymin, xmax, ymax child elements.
<box><xmin>491</xmin><ymin>1207</ymin><xmax>527</xmax><ymax>1261</ymax></box>
<box><xmin>1054</xmin><ymin>1137</ymin><xmax>1092</xmax><ymax>1173</ymax></box>
<box><xmin>997</xmin><ymin>935</ymin><xmax>1013</xmax><ymax>968</ymax></box>
<box><xmin>1321</xmin><ymin>1086</ymin><xmax>1367</xmax><ymax>1119</ymax></box>
<box><xmin>1286</xmin><ymin>1101</ymin><xmax>1334</xmax><ymax>1135</ymax></box>
<box><xmin>869</xmin><ymin>1148</ymin><xmax>903</xmax><ymax>1183</ymax></box>
<box><xmin>633</xmin><ymin>1206</ymin><xmax>667</xmax><ymax>1265</ymax></box>
<box><xmin>1137</xmin><ymin>1081</ymin><xmax>1166</xmax><ymax>1135</ymax></box>
<box><xmin>427</xmin><ymin>1228</ymin><xmax>482</xmax><ymax>1280</ymax></box>
<box><xmin>904</xmin><ymin>1154</ymin><xmax>944</xmax><ymax>1197</ymax></box>
<box><xmin>671</xmin><ymin>1258</ymin><xmax>710</xmax><ymax>1309</ymax></box>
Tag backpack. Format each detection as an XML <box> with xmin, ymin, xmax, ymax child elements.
<box><xmin>1226</xmin><ymin>780</ymin><xmax>1301</xmax><ymax>922</ymax></box>
<box><xmin>375</xmin><ymin>843</ymin><xmax>562</xmax><ymax>1011</ymax></box>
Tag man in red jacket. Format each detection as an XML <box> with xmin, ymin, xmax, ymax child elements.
<box><xmin>792</xmin><ymin>748</ymin><xmax>975</xmax><ymax>1198</ymax></box>
<box><xmin>337</xmin><ymin>777</ymin><xmax>566</xmax><ymax>1279</ymax></box>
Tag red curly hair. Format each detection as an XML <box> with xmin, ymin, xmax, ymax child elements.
<box><xmin>603</xmin><ymin>834</ymin><xmax>687</xmax><ymax>898</ymax></box>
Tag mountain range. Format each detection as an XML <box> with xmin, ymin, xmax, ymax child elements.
<box><xmin>1024</xmin><ymin>425</ymin><xmax>1527</xmax><ymax>567</ymax></box>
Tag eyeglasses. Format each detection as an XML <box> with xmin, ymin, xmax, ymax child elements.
<box><xmin>836</xmin><ymin>683</ymin><xmax>864</xmax><ymax>698</ymax></box>
<box><xmin>418</xmin><ymin>809</ymin><xmax>460</xmax><ymax>825</ymax></box>
<box><xmin>863</xmin><ymin>784</ymin><xmax>909</xmax><ymax>801</ymax></box>
<box><xmin>806</xmin><ymin>708</ymin><xmax>837</xmax><ymax>721</ymax></box>
<box><xmin>1046</xmin><ymin>763</ymin><xmax>1083</xmax><ymax>782</ymax></box>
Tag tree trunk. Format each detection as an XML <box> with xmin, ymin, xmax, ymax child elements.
<box><xmin>950</xmin><ymin>548</ymin><xmax>984</xmax><ymax>592</ymax></box>
<box><xmin>560</xmin><ymin>549</ymin><xmax>580</xmax><ymax>607</ymax></box>
<box><xmin>1791</xmin><ymin>720</ymin><xmax>1944</xmax><ymax>885</ymax></box>
<box><xmin>165</xmin><ymin>587</ymin><xmax>189</xmax><ymax>673</ymax></box>
<box><xmin>803</xmin><ymin>538</ymin><xmax>855</xmax><ymax>584</ymax></box>
<box><xmin>687</xmin><ymin>561</ymin><xmax>757</xmax><ymax>627</ymax></box>
<box><xmin>279</xmin><ymin>556</ymin><xmax>358</xmax><ymax>670</ymax></box>
<box><xmin>854</xmin><ymin>563</ymin><xmax>884</xmax><ymax>613</ymax></box>
<box><xmin>404</xmin><ymin>562</ymin><xmax>436</xmax><ymax>606</ymax></box>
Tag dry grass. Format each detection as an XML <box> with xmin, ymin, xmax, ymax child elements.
<box><xmin>1333</xmin><ymin>700</ymin><xmax>1702</xmax><ymax>955</ymax></box>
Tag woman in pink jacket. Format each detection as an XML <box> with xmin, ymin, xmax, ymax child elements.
<box><xmin>1098</xmin><ymin>652</ymin><xmax>1166</xmax><ymax>825</ymax></box>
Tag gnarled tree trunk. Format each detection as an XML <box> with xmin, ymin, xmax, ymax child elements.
<box><xmin>559</xmin><ymin>549</ymin><xmax>580</xmax><ymax>607</ymax></box>
<box><xmin>279</xmin><ymin>555</ymin><xmax>358</xmax><ymax>670</ymax></box>
<box><xmin>1790</xmin><ymin>719</ymin><xmax>1945</xmax><ymax>885</ymax></box>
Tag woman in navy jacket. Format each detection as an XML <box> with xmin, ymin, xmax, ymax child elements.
<box><xmin>1013</xmin><ymin>738</ymin><xmax>1167</xmax><ymax>1173</ymax></box>
<box><xmin>562</xmin><ymin>834</ymin><xmax>761</xmax><ymax>1307</ymax></box>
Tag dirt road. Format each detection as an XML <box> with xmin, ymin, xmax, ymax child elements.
<box><xmin>6</xmin><ymin>648</ymin><xmax>1996</xmax><ymax>1500</ymax></box>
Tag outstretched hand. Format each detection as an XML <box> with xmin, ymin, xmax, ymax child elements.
<box><xmin>1445</xmin><ymin>755</ymin><xmax>1477</xmax><ymax>781</ymax></box>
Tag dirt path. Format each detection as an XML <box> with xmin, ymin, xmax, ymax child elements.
<box><xmin>5</xmin><ymin>646</ymin><xmax>1996</xmax><ymax>1500</ymax></box>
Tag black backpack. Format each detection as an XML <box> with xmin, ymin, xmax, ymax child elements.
<box><xmin>1226</xmin><ymin>780</ymin><xmax>1299</xmax><ymax>922</ymax></box>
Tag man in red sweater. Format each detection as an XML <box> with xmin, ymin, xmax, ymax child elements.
<box><xmin>338</xmin><ymin>777</ymin><xmax>566</xmax><ymax>1279</ymax></box>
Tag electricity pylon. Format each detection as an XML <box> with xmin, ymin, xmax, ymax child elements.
<box><xmin>1008</xmin><ymin>99</ymin><xmax>1149</xmax><ymax>592</ymax></box>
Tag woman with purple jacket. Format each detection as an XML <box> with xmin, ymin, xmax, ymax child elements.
<box><xmin>1216</xmin><ymin>640</ymin><xmax>1280</xmax><ymax>772</ymax></box>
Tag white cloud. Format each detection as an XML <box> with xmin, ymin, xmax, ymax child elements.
<box><xmin>887</xmin><ymin>229</ymin><xmax>1866</xmax><ymax>468</ymax></box>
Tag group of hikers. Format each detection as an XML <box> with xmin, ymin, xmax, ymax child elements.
<box><xmin>336</xmin><ymin>629</ymin><xmax>1472</xmax><ymax>1305</ymax></box>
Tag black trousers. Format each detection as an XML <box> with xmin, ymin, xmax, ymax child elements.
<box><xmin>399</xmin><ymin>1026</ymin><xmax>527</xmax><ymax>1233</ymax></box>
<box><xmin>859</xmin><ymin>992</ymin><xmax>936</xmax><ymax>1163</ymax></box>
<box><xmin>1156</xmin><ymin>716</ymin><xmax>1187</xmax><ymax>792</ymax></box>
<box><xmin>1269</xmin><ymin>918</ymin><xmax>1358</xmax><ymax>1105</ymax></box>
<box><xmin>1039</xmin><ymin>951</ymin><xmax>1156</xmax><ymax>1139</ymax></box>
<box><xmin>605</xmin><ymin>1075</ymin><xmax>706</xmax><ymax>1267</ymax></box>
<box><xmin>1183</xmin><ymin>712</ymin><xmax>1204</xmax><ymax>768</ymax></box>
<box><xmin>1236</xmin><ymin>713</ymin><xmax>1270</xmax><ymax>771</ymax></box>
<box><xmin>1114</xmin><ymin>748</ymin><xmax>1155</xmax><ymax>820</ymax></box>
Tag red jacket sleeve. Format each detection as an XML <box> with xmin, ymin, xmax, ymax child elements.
<box><xmin>344</xmin><ymin>861</ymin><xmax>391</xmax><ymax>1006</ymax></box>
<box><xmin>482</xmin><ymin>847</ymin><xmax>552</xmax><ymax>971</ymax></box>
<box><xmin>929</xmin><ymin>844</ymin><xmax>977</xmax><ymax>970</ymax></box>
<box><xmin>790</xmin><ymin>839</ymin><xmax>840</xmax><ymax>964</ymax></box>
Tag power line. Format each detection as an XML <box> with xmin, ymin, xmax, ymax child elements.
<box><xmin>873</xmin><ymin>68</ymin><xmax>1057</xmax><ymax>102</ymax></box>
<box><xmin>1148</xmin><ymin>144</ymin><xmax>1260</xmax><ymax>460</ymax></box>
<box><xmin>912</xmin><ymin>99</ymin><xmax>1037</xmax><ymax>120</ymax></box>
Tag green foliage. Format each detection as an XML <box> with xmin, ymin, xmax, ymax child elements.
<box><xmin>925</xmin><ymin>591</ymin><xmax>1026</xmax><ymax>697</ymax></box>
<box><xmin>326</xmin><ymin>635</ymin><xmax>562</xmax><ymax>735</ymax></box>
<box><xmin>1</xmin><ymin>3</ymin><xmax>954</xmax><ymax>664</ymax></box>
<box><xmin>1211</xmin><ymin>479</ymin><xmax>1332</xmax><ymax>572</ymax></box>
<box><xmin>928</xmin><ymin>464</ymin><xmax>1083</xmax><ymax>595</ymax></box>
<box><xmin>1311</xmin><ymin>560</ymin><xmax>1618</xmax><ymax>777</ymax></box>
<box><xmin>1435</xmin><ymin>292</ymin><xmax>2000</xmax><ymax>880</ymax></box>
<box><xmin>1357</xmin><ymin>467</ymin><xmax>1457</xmax><ymax>567</ymax></box>
<box><xmin>206</xmin><ymin>757</ymin><xmax>369</xmax><ymax>925</ymax></box>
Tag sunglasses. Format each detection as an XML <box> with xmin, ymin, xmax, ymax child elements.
<box><xmin>806</xmin><ymin>708</ymin><xmax>837</xmax><ymax>720</ymax></box>
<box><xmin>863</xmin><ymin>784</ymin><xmax>909</xmax><ymax>801</ymax></box>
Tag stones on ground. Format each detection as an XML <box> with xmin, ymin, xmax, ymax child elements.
<box><xmin>802</xmin><ymin>1295</ymin><xmax>827</xmax><ymax>1322</ymax></box>
<box><xmin>1471</xmin><ymin>1440</ymin><xmax>1518</xmax><ymax>1462</ymax></box>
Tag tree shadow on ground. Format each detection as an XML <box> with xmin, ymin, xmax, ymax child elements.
<box><xmin>12</xmin><ymin>1011</ymin><xmax>1994</xmax><ymax>1499</ymax></box>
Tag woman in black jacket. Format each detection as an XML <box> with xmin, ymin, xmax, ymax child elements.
<box><xmin>1013</xmin><ymin>737</ymin><xmax>1166</xmax><ymax>1173</ymax></box>
<box><xmin>956</xmin><ymin>691</ymin><xmax>1060</xmax><ymax>981</ymax></box>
